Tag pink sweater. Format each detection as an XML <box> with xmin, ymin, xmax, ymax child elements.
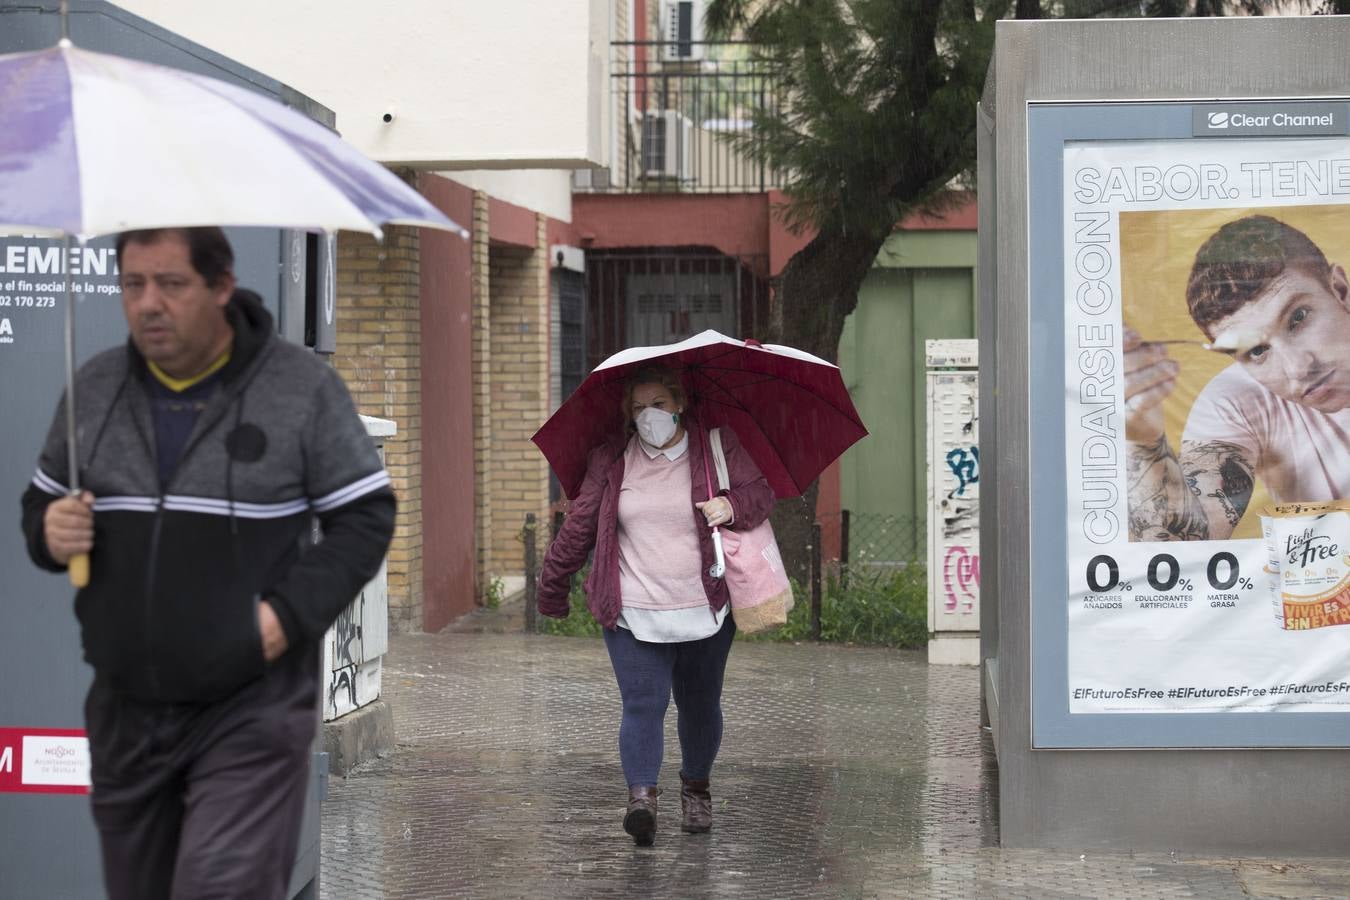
<box><xmin>538</xmin><ymin>418</ymin><xmax>777</xmax><ymax>629</ymax></box>
<box><xmin>616</xmin><ymin>439</ymin><xmax>707</xmax><ymax>610</ymax></box>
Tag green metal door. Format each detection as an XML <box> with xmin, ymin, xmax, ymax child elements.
<box><xmin>837</xmin><ymin>230</ymin><xmax>977</xmax><ymax>563</ymax></box>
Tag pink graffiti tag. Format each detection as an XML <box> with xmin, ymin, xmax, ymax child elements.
<box><xmin>943</xmin><ymin>545</ymin><xmax>980</xmax><ymax>613</ymax></box>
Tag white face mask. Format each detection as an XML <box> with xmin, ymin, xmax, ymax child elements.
<box><xmin>635</xmin><ymin>406</ymin><xmax>679</xmax><ymax>448</ymax></box>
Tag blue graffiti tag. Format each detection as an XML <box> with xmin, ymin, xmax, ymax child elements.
<box><xmin>946</xmin><ymin>446</ymin><xmax>979</xmax><ymax>496</ymax></box>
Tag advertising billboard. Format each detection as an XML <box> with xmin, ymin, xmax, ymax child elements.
<box><xmin>1029</xmin><ymin>99</ymin><xmax>1350</xmax><ymax>747</ymax></box>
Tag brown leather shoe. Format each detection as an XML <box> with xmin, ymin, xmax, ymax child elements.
<box><xmin>680</xmin><ymin>773</ymin><xmax>712</xmax><ymax>834</ymax></box>
<box><xmin>623</xmin><ymin>785</ymin><xmax>660</xmax><ymax>846</ymax></box>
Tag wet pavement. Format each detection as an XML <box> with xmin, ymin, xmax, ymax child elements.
<box><xmin>319</xmin><ymin>631</ymin><xmax>1350</xmax><ymax>899</ymax></box>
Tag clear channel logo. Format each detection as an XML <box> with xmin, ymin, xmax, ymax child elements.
<box><xmin>1194</xmin><ymin>102</ymin><xmax>1345</xmax><ymax>138</ymax></box>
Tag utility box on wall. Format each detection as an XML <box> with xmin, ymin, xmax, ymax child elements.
<box><xmin>980</xmin><ymin>16</ymin><xmax>1350</xmax><ymax>855</ymax></box>
<box><xmin>926</xmin><ymin>340</ymin><xmax>980</xmax><ymax>666</ymax></box>
<box><xmin>323</xmin><ymin>559</ymin><xmax>389</xmax><ymax>721</ymax></box>
<box><xmin>322</xmin><ymin>417</ymin><xmax>394</xmax><ymax>722</ymax></box>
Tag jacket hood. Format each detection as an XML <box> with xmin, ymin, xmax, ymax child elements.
<box><xmin>220</xmin><ymin>288</ymin><xmax>275</xmax><ymax>381</ymax></box>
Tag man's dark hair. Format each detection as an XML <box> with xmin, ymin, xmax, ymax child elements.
<box><xmin>115</xmin><ymin>227</ymin><xmax>235</xmax><ymax>289</ymax></box>
<box><xmin>1186</xmin><ymin>215</ymin><xmax>1331</xmax><ymax>337</ymax></box>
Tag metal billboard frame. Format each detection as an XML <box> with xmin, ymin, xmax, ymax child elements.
<box><xmin>1026</xmin><ymin>99</ymin><xmax>1350</xmax><ymax>749</ymax></box>
<box><xmin>982</xmin><ymin>16</ymin><xmax>1350</xmax><ymax>854</ymax></box>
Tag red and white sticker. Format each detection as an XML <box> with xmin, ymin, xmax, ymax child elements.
<box><xmin>0</xmin><ymin>728</ymin><xmax>90</xmax><ymax>795</ymax></box>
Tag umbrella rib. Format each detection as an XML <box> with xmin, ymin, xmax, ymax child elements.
<box><xmin>686</xmin><ymin>362</ymin><xmax>867</xmax><ymax>429</ymax></box>
<box><xmin>687</xmin><ymin>370</ymin><xmax>811</xmax><ymax>493</ymax></box>
<box><xmin>687</xmin><ymin>368</ymin><xmax>756</xmax><ymax>416</ymax></box>
<box><xmin>685</xmin><ymin>344</ymin><xmax>750</xmax><ymax>369</ymax></box>
<box><xmin>687</xmin><ymin>364</ymin><xmax>864</xmax><ymax>495</ymax></box>
<box><xmin>691</xmin><ymin>369</ymin><xmax>802</xmax><ymax>396</ymax></box>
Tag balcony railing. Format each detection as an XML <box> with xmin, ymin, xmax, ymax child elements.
<box><xmin>577</xmin><ymin>41</ymin><xmax>786</xmax><ymax>194</ymax></box>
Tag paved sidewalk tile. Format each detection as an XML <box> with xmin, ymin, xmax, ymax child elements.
<box><xmin>319</xmin><ymin>633</ymin><xmax>1350</xmax><ymax>899</ymax></box>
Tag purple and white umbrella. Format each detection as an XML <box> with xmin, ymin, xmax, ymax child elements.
<box><xmin>0</xmin><ymin>29</ymin><xmax>467</xmax><ymax>585</ymax></box>
<box><xmin>0</xmin><ymin>40</ymin><xmax>466</xmax><ymax>239</ymax></box>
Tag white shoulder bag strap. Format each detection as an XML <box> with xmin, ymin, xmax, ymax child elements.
<box><xmin>709</xmin><ymin>427</ymin><xmax>731</xmax><ymax>492</ymax></box>
<box><xmin>703</xmin><ymin>427</ymin><xmax>731</xmax><ymax>579</ymax></box>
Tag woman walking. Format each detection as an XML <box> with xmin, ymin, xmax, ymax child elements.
<box><xmin>537</xmin><ymin>365</ymin><xmax>775</xmax><ymax>846</ymax></box>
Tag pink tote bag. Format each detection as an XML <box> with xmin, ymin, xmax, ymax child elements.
<box><xmin>704</xmin><ymin>428</ymin><xmax>795</xmax><ymax>633</ymax></box>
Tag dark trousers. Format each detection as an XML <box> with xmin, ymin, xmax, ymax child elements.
<box><xmin>602</xmin><ymin>616</ymin><xmax>736</xmax><ymax>787</ymax></box>
<box><xmin>84</xmin><ymin>651</ymin><xmax>319</xmax><ymax>900</ymax></box>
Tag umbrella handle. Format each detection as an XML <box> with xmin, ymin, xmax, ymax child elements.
<box><xmin>64</xmin><ymin>234</ymin><xmax>84</xmax><ymax>590</ymax></box>
<box><xmin>709</xmin><ymin>528</ymin><xmax>726</xmax><ymax>579</ymax></box>
<box><xmin>68</xmin><ymin>552</ymin><xmax>89</xmax><ymax>588</ymax></box>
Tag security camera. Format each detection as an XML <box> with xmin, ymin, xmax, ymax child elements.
<box><xmin>382</xmin><ymin>110</ymin><xmax>396</xmax><ymax>124</ymax></box>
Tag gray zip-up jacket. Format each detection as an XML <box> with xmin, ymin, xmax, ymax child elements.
<box><xmin>20</xmin><ymin>290</ymin><xmax>396</xmax><ymax>703</ymax></box>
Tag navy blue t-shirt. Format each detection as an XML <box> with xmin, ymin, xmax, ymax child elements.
<box><xmin>147</xmin><ymin>370</ymin><xmax>223</xmax><ymax>490</ymax></box>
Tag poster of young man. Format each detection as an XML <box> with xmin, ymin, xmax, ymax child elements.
<box><xmin>1063</xmin><ymin>137</ymin><xmax>1350</xmax><ymax>714</ymax></box>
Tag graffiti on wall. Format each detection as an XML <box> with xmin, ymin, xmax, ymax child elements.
<box><xmin>943</xmin><ymin>545</ymin><xmax>980</xmax><ymax>614</ymax></box>
<box><xmin>326</xmin><ymin>592</ymin><xmax>364</xmax><ymax>715</ymax></box>
<box><xmin>931</xmin><ymin>366</ymin><xmax>981</xmax><ymax>624</ymax></box>
<box><xmin>946</xmin><ymin>446</ymin><xmax>980</xmax><ymax>497</ymax></box>
<box><xmin>940</xmin><ymin>416</ymin><xmax>980</xmax><ymax>544</ymax></box>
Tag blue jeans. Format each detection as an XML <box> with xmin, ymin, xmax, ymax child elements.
<box><xmin>602</xmin><ymin>616</ymin><xmax>736</xmax><ymax>787</ymax></box>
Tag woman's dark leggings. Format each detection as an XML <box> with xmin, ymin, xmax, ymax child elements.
<box><xmin>602</xmin><ymin>615</ymin><xmax>736</xmax><ymax>787</ymax></box>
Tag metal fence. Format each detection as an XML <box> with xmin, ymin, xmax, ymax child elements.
<box><xmin>825</xmin><ymin>511</ymin><xmax>924</xmax><ymax>572</ymax></box>
<box><xmin>579</xmin><ymin>41</ymin><xmax>786</xmax><ymax>194</ymax></box>
<box><xmin>525</xmin><ymin>509</ymin><xmax>923</xmax><ymax>640</ymax></box>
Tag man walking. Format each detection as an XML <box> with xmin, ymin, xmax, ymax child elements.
<box><xmin>20</xmin><ymin>227</ymin><xmax>396</xmax><ymax>899</ymax></box>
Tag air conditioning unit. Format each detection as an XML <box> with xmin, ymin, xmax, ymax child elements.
<box><xmin>641</xmin><ymin>111</ymin><xmax>694</xmax><ymax>181</ymax></box>
<box><xmin>661</xmin><ymin>0</ymin><xmax>704</xmax><ymax>62</ymax></box>
<box><xmin>572</xmin><ymin>167</ymin><xmax>611</xmax><ymax>191</ymax></box>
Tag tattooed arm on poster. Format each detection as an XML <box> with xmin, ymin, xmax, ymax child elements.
<box><xmin>1123</xmin><ymin>327</ymin><xmax>1255</xmax><ymax>542</ymax></box>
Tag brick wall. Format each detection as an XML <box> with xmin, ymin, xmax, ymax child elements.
<box><xmin>333</xmin><ymin>224</ymin><xmax>424</xmax><ymax>633</ymax></box>
<box><xmin>484</xmin><ymin>216</ymin><xmax>552</xmax><ymax>579</ymax></box>
<box><xmin>331</xmin><ymin>184</ymin><xmax>552</xmax><ymax>624</ymax></box>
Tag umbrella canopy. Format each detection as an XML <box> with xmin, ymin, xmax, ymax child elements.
<box><xmin>533</xmin><ymin>330</ymin><xmax>868</xmax><ymax>500</ymax></box>
<box><xmin>0</xmin><ymin>41</ymin><xmax>467</xmax><ymax>239</ymax></box>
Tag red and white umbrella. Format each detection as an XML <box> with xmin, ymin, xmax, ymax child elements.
<box><xmin>533</xmin><ymin>330</ymin><xmax>868</xmax><ymax>501</ymax></box>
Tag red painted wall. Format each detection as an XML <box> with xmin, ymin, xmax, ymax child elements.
<box><xmin>546</xmin><ymin>217</ymin><xmax>579</xmax><ymax>249</ymax></box>
<box><xmin>572</xmin><ymin>193</ymin><xmax>772</xmax><ymax>262</ymax></box>
<box><xmin>489</xmin><ymin>196</ymin><xmax>538</xmax><ymax>249</ymax></box>
<box><xmin>573</xmin><ymin>191</ymin><xmax>976</xmax><ymax>278</ymax></box>
<box><xmin>817</xmin><ymin>462</ymin><xmax>843</xmax><ymax>562</ymax></box>
<box><xmin>418</xmin><ymin>174</ymin><xmax>477</xmax><ymax>631</ymax></box>
<box><xmin>898</xmin><ymin>193</ymin><xmax>977</xmax><ymax>231</ymax></box>
<box><xmin>766</xmin><ymin>190</ymin><xmax>813</xmax><ymax>278</ymax></box>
